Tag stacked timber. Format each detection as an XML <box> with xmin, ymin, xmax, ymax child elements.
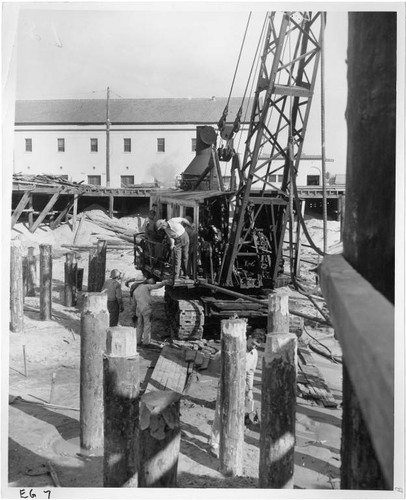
<box><xmin>83</xmin><ymin>211</ymin><xmax>136</xmax><ymax>243</ymax></box>
<box><xmin>165</xmin><ymin>296</ymin><xmax>204</xmax><ymax>340</ymax></box>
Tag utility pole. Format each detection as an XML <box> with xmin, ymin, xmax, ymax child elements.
<box><xmin>106</xmin><ymin>86</ymin><xmax>111</xmax><ymax>187</ymax></box>
<box><xmin>320</xmin><ymin>13</ymin><xmax>328</xmax><ymax>254</ymax></box>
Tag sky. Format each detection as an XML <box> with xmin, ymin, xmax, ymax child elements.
<box><xmin>8</xmin><ymin>3</ymin><xmax>351</xmax><ymax>174</ymax></box>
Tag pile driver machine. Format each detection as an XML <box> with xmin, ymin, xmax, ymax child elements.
<box><xmin>134</xmin><ymin>11</ymin><xmax>326</xmax><ymax>339</ymax></box>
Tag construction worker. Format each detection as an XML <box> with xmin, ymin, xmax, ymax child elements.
<box><xmin>156</xmin><ymin>217</ymin><xmax>192</xmax><ymax>280</ymax></box>
<box><xmin>102</xmin><ymin>269</ymin><xmax>124</xmax><ymax>327</ymax></box>
<box><xmin>125</xmin><ymin>276</ymin><xmax>149</xmax><ymax>327</ymax></box>
<box><xmin>133</xmin><ymin>277</ymin><xmax>168</xmax><ymax>346</ymax></box>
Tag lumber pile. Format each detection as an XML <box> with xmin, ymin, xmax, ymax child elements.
<box><xmin>83</xmin><ymin>210</ymin><xmax>137</xmax><ymax>243</ymax></box>
<box><xmin>297</xmin><ymin>339</ymin><xmax>338</xmax><ymax>408</ymax></box>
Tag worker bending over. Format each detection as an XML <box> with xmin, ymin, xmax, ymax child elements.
<box><xmin>133</xmin><ymin>278</ymin><xmax>168</xmax><ymax>346</ymax></box>
<box><xmin>102</xmin><ymin>269</ymin><xmax>124</xmax><ymax>327</ymax></box>
<box><xmin>156</xmin><ymin>217</ymin><xmax>192</xmax><ymax>280</ymax></box>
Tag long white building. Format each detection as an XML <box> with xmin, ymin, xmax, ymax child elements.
<box><xmin>14</xmin><ymin>97</ymin><xmax>334</xmax><ymax>189</ymax></box>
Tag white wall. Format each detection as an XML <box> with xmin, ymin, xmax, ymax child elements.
<box><xmin>14</xmin><ymin>123</ymin><xmax>333</xmax><ymax>188</ymax></box>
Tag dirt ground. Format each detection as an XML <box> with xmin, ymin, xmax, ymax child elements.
<box><xmin>5</xmin><ymin>214</ymin><xmax>344</xmax><ymax>495</ymax></box>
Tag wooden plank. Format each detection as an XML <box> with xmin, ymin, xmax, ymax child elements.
<box><xmin>50</xmin><ymin>195</ymin><xmax>78</xmax><ymax>230</ymax></box>
<box><xmin>297</xmin><ymin>341</ymin><xmax>337</xmax><ymax>408</ymax></box>
<box><xmin>145</xmin><ymin>346</ymin><xmax>188</xmax><ymax>395</ymax></box>
<box><xmin>30</xmin><ymin>192</ymin><xmax>60</xmax><ymax>233</ymax></box>
<box><xmin>11</xmin><ymin>191</ymin><xmax>31</xmax><ymax>228</ymax></box>
<box><xmin>319</xmin><ymin>254</ymin><xmax>394</xmax><ymax>485</ymax></box>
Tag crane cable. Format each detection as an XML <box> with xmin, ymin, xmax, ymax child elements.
<box><xmin>236</xmin><ymin>12</ymin><xmax>269</xmax><ymax>157</ymax></box>
<box><xmin>221</xmin><ymin>12</ymin><xmax>252</xmax><ymax>121</ymax></box>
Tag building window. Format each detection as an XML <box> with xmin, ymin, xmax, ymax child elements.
<box><xmin>121</xmin><ymin>175</ymin><xmax>134</xmax><ymax>187</ymax></box>
<box><xmin>124</xmin><ymin>138</ymin><xmax>131</xmax><ymax>152</ymax></box>
<box><xmin>90</xmin><ymin>138</ymin><xmax>98</xmax><ymax>152</ymax></box>
<box><xmin>191</xmin><ymin>138</ymin><xmax>197</xmax><ymax>151</ymax></box>
<box><xmin>88</xmin><ymin>175</ymin><xmax>101</xmax><ymax>186</ymax></box>
<box><xmin>307</xmin><ymin>175</ymin><xmax>320</xmax><ymax>186</ymax></box>
<box><xmin>25</xmin><ymin>138</ymin><xmax>32</xmax><ymax>152</ymax></box>
<box><xmin>157</xmin><ymin>138</ymin><xmax>165</xmax><ymax>152</ymax></box>
<box><xmin>269</xmin><ymin>174</ymin><xmax>277</xmax><ymax>182</ymax></box>
<box><xmin>57</xmin><ymin>138</ymin><xmax>65</xmax><ymax>152</ymax></box>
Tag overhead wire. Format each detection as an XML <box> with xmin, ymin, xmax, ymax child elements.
<box><xmin>225</xmin><ymin>11</ymin><xmax>252</xmax><ymax>109</ymax></box>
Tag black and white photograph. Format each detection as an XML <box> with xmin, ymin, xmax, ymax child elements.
<box><xmin>1</xmin><ymin>2</ymin><xmax>404</xmax><ymax>498</ymax></box>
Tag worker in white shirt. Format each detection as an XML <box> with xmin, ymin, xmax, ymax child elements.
<box><xmin>156</xmin><ymin>217</ymin><xmax>192</xmax><ymax>280</ymax></box>
<box><xmin>208</xmin><ymin>336</ymin><xmax>259</xmax><ymax>457</ymax></box>
<box><xmin>132</xmin><ymin>277</ymin><xmax>168</xmax><ymax>346</ymax></box>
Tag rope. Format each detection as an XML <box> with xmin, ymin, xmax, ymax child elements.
<box><xmin>304</xmin><ymin>326</ymin><xmax>342</xmax><ymax>364</ymax></box>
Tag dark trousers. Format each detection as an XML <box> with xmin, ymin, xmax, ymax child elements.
<box><xmin>107</xmin><ymin>300</ymin><xmax>119</xmax><ymax>327</ymax></box>
<box><xmin>173</xmin><ymin>232</ymin><xmax>189</xmax><ymax>278</ymax></box>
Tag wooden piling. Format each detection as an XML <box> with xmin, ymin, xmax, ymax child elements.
<box><xmin>64</xmin><ymin>252</ymin><xmax>78</xmax><ymax>306</ymax></box>
<box><xmin>219</xmin><ymin>318</ymin><xmax>246</xmax><ymax>476</ymax></box>
<box><xmin>267</xmin><ymin>291</ymin><xmax>289</xmax><ymax>334</ymax></box>
<box><xmin>39</xmin><ymin>244</ymin><xmax>52</xmax><ymax>321</ymax></box>
<box><xmin>259</xmin><ymin>332</ymin><xmax>297</xmax><ymax>489</ymax></box>
<box><xmin>10</xmin><ymin>239</ymin><xmax>24</xmax><ymax>332</ymax></box>
<box><xmin>80</xmin><ymin>292</ymin><xmax>109</xmax><ymax>450</ymax></box>
<box><xmin>103</xmin><ymin>327</ymin><xmax>140</xmax><ymax>487</ymax></box>
<box><xmin>76</xmin><ymin>268</ymin><xmax>84</xmax><ymax>291</ymax></box>
<box><xmin>26</xmin><ymin>247</ymin><xmax>36</xmax><ymax>297</ymax></box>
<box><xmin>139</xmin><ymin>390</ymin><xmax>181</xmax><ymax>487</ymax></box>
<box><xmin>88</xmin><ymin>240</ymin><xmax>107</xmax><ymax>292</ymax></box>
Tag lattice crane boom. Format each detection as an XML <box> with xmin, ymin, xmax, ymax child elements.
<box><xmin>219</xmin><ymin>11</ymin><xmax>325</xmax><ymax>288</ymax></box>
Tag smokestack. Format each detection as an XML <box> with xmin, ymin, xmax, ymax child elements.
<box><xmin>181</xmin><ymin>126</ymin><xmax>219</xmax><ymax>190</ymax></box>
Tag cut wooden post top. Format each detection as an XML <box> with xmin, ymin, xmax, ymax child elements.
<box><xmin>65</xmin><ymin>252</ymin><xmax>75</xmax><ymax>263</ymax></box>
<box><xmin>268</xmin><ymin>292</ymin><xmax>289</xmax><ymax>311</ymax></box>
<box><xmin>221</xmin><ymin>318</ymin><xmax>247</xmax><ymax>336</ymax></box>
<box><xmin>82</xmin><ymin>292</ymin><xmax>108</xmax><ymax>311</ymax></box>
<box><xmin>264</xmin><ymin>332</ymin><xmax>297</xmax><ymax>364</ymax></box>
<box><xmin>106</xmin><ymin>326</ymin><xmax>138</xmax><ymax>357</ymax></box>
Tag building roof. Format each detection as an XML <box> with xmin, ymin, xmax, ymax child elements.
<box><xmin>15</xmin><ymin>97</ymin><xmax>252</xmax><ymax>125</ymax></box>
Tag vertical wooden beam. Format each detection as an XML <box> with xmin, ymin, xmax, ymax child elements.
<box><xmin>30</xmin><ymin>192</ymin><xmax>60</xmax><ymax>233</ymax></box>
<box><xmin>341</xmin><ymin>365</ymin><xmax>386</xmax><ymax>489</ymax></box>
<box><xmin>72</xmin><ymin>194</ymin><xmax>78</xmax><ymax>230</ymax></box>
<box><xmin>104</xmin><ymin>327</ymin><xmax>140</xmax><ymax>487</ymax></box>
<box><xmin>139</xmin><ymin>390</ymin><xmax>181</xmax><ymax>487</ymax></box>
<box><xmin>80</xmin><ymin>292</ymin><xmax>109</xmax><ymax>450</ymax></box>
<box><xmin>64</xmin><ymin>252</ymin><xmax>77</xmax><ymax>307</ymax></box>
<box><xmin>339</xmin><ymin>194</ymin><xmax>345</xmax><ymax>242</ymax></box>
<box><xmin>259</xmin><ymin>332</ymin><xmax>297</xmax><ymax>488</ymax></box>
<box><xmin>39</xmin><ymin>244</ymin><xmax>52</xmax><ymax>321</ymax></box>
<box><xmin>11</xmin><ymin>191</ymin><xmax>31</xmax><ymax>228</ymax></box>
<box><xmin>109</xmin><ymin>194</ymin><xmax>114</xmax><ymax>218</ymax></box>
<box><xmin>25</xmin><ymin>247</ymin><xmax>36</xmax><ymax>297</ymax></box>
<box><xmin>88</xmin><ymin>240</ymin><xmax>107</xmax><ymax>292</ymax></box>
<box><xmin>10</xmin><ymin>239</ymin><xmax>24</xmax><ymax>333</ymax></box>
<box><xmin>341</xmin><ymin>12</ymin><xmax>396</xmax><ymax>489</ymax></box>
<box><xmin>267</xmin><ymin>291</ymin><xmax>289</xmax><ymax>334</ymax></box>
<box><xmin>219</xmin><ymin>318</ymin><xmax>246</xmax><ymax>476</ymax></box>
<box><xmin>28</xmin><ymin>192</ymin><xmax>34</xmax><ymax>230</ymax></box>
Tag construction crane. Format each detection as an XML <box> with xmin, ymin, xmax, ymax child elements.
<box><xmin>134</xmin><ymin>11</ymin><xmax>326</xmax><ymax>338</ymax></box>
